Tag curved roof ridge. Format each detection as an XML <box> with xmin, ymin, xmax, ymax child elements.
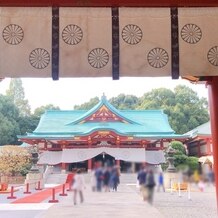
<box><xmin>121</xmin><ymin>109</ymin><xmax>164</xmax><ymax>112</ymax></box>
<box><xmin>66</xmin><ymin>95</ymin><xmax>141</xmax><ymax>125</ymax></box>
<box><xmin>44</xmin><ymin>109</ymin><xmax>88</xmax><ymax>113</ymax></box>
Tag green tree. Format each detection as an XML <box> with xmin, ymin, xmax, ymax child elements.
<box><xmin>138</xmin><ymin>85</ymin><xmax>209</xmax><ymax>134</ymax></box>
<box><xmin>109</xmin><ymin>94</ymin><xmax>139</xmax><ymax>110</ymax></box>
<box><xmin>20</xmin><ymin>104</ymin><xmax>60</xmax><ymax>136</ymax></box>
<box><xmin>186</xmin><ymin>156</ymin><xmax>199</xmax><ymax>172</ymax></box>
<box><xmin>6</xmin><ymin>79</ymin><xmax>31</xmax><ymax>116</ymax></box>
<box><xmin>170</xmin><ymin>141</ymin><xmax>186</xmax><ymax>154</ymax></box>
<box><xmin>172</xmin><ymin>85</ymin><xmax>209</xmax><ymax>133</ymax></box>
<box><xmin>74</xmin><ymin>97</ymin><xmax>100</xmax><ymax>110</ymax></box>
<box><xmin>0</xmin><ymin>95</ymin><xmax>20</xmax><ymax>145</ymax></box>
<box><xmin>18</xmin><ymin>116</ymin><xmax>39</xmax><ymax>136</ymax></box>
<box><xmin>167</xmin><ymin>141</ymin><xmax>199</xmax><ymax>172</ymax></box>
<box><xmin>34</xmin><ymin>104</ymin><xmax>60</xmax><ymax>118</ymax></box>
<box><xmin>138</xmin><ymin>88</ymin><xmax>175</xmax><ymax>109</ymax></box>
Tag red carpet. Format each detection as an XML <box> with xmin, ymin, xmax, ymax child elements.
<box><xmin>11</xmin><ymin>184</ymin><xmax>63</xmax><ymax>203</ymax></box>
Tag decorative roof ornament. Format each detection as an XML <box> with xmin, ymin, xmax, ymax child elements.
<box><xmin>101</xmin><ymin>93</ymin><xmax>106</xmax><ymax>100</ymax></box>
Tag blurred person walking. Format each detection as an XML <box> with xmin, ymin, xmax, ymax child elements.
<box><xmin>103</xmin><ymin>166</ymin><xmax>111</xmax><ymax>192</ymax></box>
<box><xmin>157</xmin><ymin>172</ymin><xmax>165</xmax><ymax>192</ymax></box>
<box><xmin>90</xmin><ymin>169</ymin><xmax>97</xmax><ymax>192</ymax></box>
<box><xmin>145</xmin><ymin>170</ymin><xmax>156</xmax><ymax>205</ymax></box>
<box><xmin>110</xmin><ymin>166</ymin><xmax>120</xmax><ymax>191</ymax></box>
<box><xmin>73</xmin><ymin>169</ymin><xmax>86</xmax><ymax>205</ymax></box>
<box><xmin>137</xmin><ymin>166</ymin><xmax>147</xmax><ymax>201</ymax></box>
<box><xmin>95</xmin><ymin>165</ymin><xmax>104</xmax><ymax>192</ymax></box>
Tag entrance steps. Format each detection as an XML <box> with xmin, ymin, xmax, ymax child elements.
<box><xmin>45</xmin><ymin>172</ymin><xmax>137</xmax><ymax>185</ymax></box>
<box><xmin>45</xmin><ymin>173</ymin><xmax>68</xmax><ymax>184</ymax></box>
<box><xmin>120</xmin><ymin>173</ymin><xmax>137</xmax><ymax>184</ymax></box>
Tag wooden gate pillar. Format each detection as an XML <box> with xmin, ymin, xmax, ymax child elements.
<box><xmin>208</xmin><ymin>76</ymin><xmax>218</xmax><ymax>210</ymax></box>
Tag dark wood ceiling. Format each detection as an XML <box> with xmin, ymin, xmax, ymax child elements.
<box><xmin>0</xmin><ymin>0</ymin><xmax>218</xmax><ymax>7</ymax></box>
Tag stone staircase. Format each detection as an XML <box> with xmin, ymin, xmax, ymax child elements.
<box><xmin>120</xmin><ymin>173</ymin><xmax>137</xmax><ymax>184</ymax></box>
<box><xmin>45</xmin><ymin>172</ymin><xmax>137</xmax><ymax>185</ymax></box>
<box><xmin>45</xmin><ymin>173</ymin><xmax>68</xmax><ymax>184</ymax></box>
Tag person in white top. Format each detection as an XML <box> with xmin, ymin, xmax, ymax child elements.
<box><xmin>73</xmin><ymin>169</ymin><xmax>85</xmax><ymax>205</ymax></box>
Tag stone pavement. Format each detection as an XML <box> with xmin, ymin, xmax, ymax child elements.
<box><xmin>39</xmin><ymin>183</ymin><xmax>164</xmax><ymax>218</ymax></box>
<box><xmin>0</xmin><ymin>173</ymin><xmax>217</xmax><ymax>218</ymax></box>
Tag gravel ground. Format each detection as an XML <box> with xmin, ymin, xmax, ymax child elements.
<box><xmin>131</xmin><ymin>183</ymin><xmax>217</xmax><ymax>218</ymax></box>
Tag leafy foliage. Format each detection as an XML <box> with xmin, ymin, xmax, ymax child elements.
<box><xmin>138</xmin><ymin>85</ymin><xmax>209</xmax><ymax>134</ymax></box>
<box><xmin>0</xmin><ymin>79</ymin><xmax>60</xmax><ymax>145</ymax></box>
<box><xmin>0</xmin><ymin>95</ymin><xmax>20</xmax><ymax>145</ymax></box>
<box><xmin>34</xmin><ymin>104</ymin><xmax>60</xmax><ymax>118</ymax></box>
<box><xmin>137</xmin><ymin>88</ymin><xmax>175</xmax><ymax>109</ymax></box>
<box><xmin>185</xmin><ymin>156</ymin><xmax>199</xmax><ymax>172</ymax></box>
<box><xmin>168</xmin><ymin>141</ymin><xmax>199</xmax><ymax>173</ymax></box>
<box><xmin>173</xmin><ymin>154</ymin><xmax>188</xmax><ymax>168</ymax></box>
<box><xmin>74</xmin><ymin>97</ymin><xmax>99</xmax><ymax>110</ymax></box>
<box><xmin>19</xmin><ymin>163</ymin><xmax>32</xmax><ymax>176</ymax></box>
<box><xmin>6</xmin><ymin>79</ymin><xmax>31</xmax><ymax>116</ymax></box>
<box><xmin>18</xmin><ymin>116</ymin><xmax>40</xmax><ymax>136</ymax></box>
<box><xmin>109</xmin><ymin>94</ymin><xmax>139</xmax><ymax>110</ymax></box>
<box><xmin>170</xmin><ymin>141</ymin><xmax>186</xmax><ymax>155</ymax></box>
<box><xmin>0</xmin><ymin>145</ymin><xmax>31</xmax><ymax>176</ymax></box>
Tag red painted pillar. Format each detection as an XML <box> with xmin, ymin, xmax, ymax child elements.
<box><xmin>116</xmin><ymin>159</ymin><xmax>120</xmax><ymax>167</ymax></box>
<box><xmin>197</xmin><ymin>141</ymin><xmax>201</xmax><ymax>156</ymax></box>
<box><xmin>61</xmin><ymin>163</ymin><xmax>66</xmax><ymax>173</ymax></box>
<box><xmin>88</xmin><ymin>137</ymin><xmax>92</xmax><ymax>172</ymax></box>
<box><xmin>206</xmin><ymin>138</ymin><xmax>212</xmax><ymax>155</ymax></box>
<box><xmin>208</xmin><ymin>77</ymin><xmax>218</xmax><ymax>210</ymax></box>
<box><xmin>116</xmin><ymin>137</ymin><xmax>121</xmax><ymax>168</ymax></box>
<box><xmin>160</xmin><ymin>140</ymin><xmax>164</xmax><ymax>149</ymax></box>
<box><xmin>88</xmin><ymin>159</ymin><xmax>92</xmax><ymax>172</ymax></box>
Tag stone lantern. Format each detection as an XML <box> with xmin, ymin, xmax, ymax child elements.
<box><xmin>164</xmin><ymin>145</ymin><xmax>179</xmax><ymax>188</ymax></box>
<box><xmin>29</xmin><ymin>145</ymin><xmax>40</xmax><ymax>173</ymax></box>
<box><xmin>25</xmin><ymin>145</ymin><xmax>44</xmax><ymax>189</ymax></box>
<box><xmin>166</xmin><ymin>145</ymin><xmax>177</xmax><ymax>172</ymax></box>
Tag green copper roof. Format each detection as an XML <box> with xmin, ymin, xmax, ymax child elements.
<box><xmin>18</xmin><ymin>96</ymin><xmax>188</xmax><ymax>140</ymax></box>
<box><xmin>68</xmin><ymin>94</ymin><xmax>140</xmax><ymax>125</ymax></box>
<box><xmin>185</xmin><ymin>121</ymin><xmax>211</xmax><ymax>137</ymax></box>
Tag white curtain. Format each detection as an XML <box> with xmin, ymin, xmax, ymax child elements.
<box><xmin>0</xmin><ymin>7</ymin><xmax>218</xmax><ymax>78</ymax></box>
<box><xmin>104</xmin><ymin>147</ymin><xmax>146</xmax><ymax>163</ymax></box>
<box><xmin>0</xmin><ymin>7</ymin><xmax>51</xmax><ymax>77</ymax></box>
<box><xmin>119</xmin><ymin>8</ymin><xmax>171</xmax><ymax>77</ymax></box>
<box><xmin>38</xmin><ymin>151</ymin><xmax>62</xmax><ymax>165</ymax></box>
<box><xmin>60</xmin><ymin>8</ymin><xmax>112</xmax><ymax>77</ymax></box>
<box><xmin>145</xmin><ymin>150</ymin><xmax>165</xmax><ymax>164</ymax></box>
<box><xmin>38</xmin><ymin>148</ymin><xmax>165</xmax><ymax>164</ymax></box>
<box><xmin>179</xmin><ymin>8</ymin><xmax>218</xmax><ymax>77</ymax></box>
<box><xmin>62</xmin><ymin>148</ymin><xmax>103</xmax><ymax>163</ymax></box>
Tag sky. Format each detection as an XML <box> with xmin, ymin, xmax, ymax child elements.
<box><xmin>0</xmin><ymin>77</ymin><xmax>208</xmax><ymax>112</ymax></box>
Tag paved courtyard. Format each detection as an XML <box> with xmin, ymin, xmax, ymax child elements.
<box><xmin>0</xmin><ymin>174</ymin><xmax>217</xmax><ymax>218</ymax></box>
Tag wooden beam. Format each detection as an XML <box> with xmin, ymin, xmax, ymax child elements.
<box><xmin>1</xmin><ymin>0</ymin><xmax>218</xmax><ymax>7</ymax></box>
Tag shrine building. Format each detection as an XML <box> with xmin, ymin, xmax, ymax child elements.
<box><xmin>186</xmin><ymin>121</ymin><xmax>212</xmax><ymax>158</ymax></box>
<box><xmin>18</xmin><ymin>95</ymin><xmax>188</xmax><ymax>172</ymax></box>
